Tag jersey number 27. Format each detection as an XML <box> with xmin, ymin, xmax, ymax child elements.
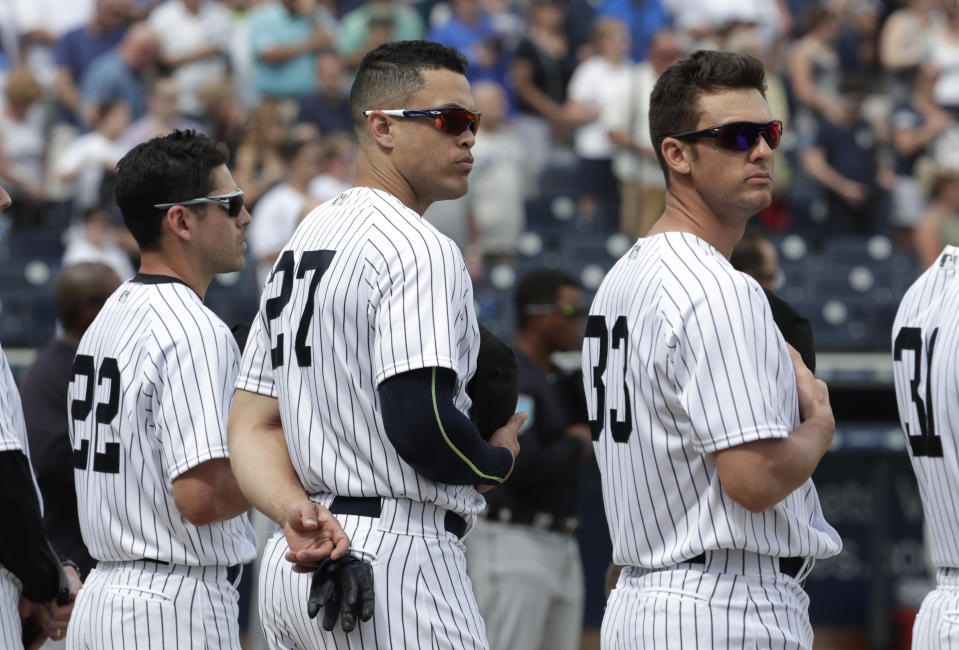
<box><xmin>265</xmin><ymin>249</ymin><xmax>336</xmax><ymax>368</ymax></box>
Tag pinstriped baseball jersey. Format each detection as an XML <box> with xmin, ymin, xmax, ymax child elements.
<box><xmin>584</xmin><ymin>232</ymin><xmax>841</xmax><ymax>569</ymax></box>
<box><xmin>0</xmin><ymin>343</ymin><xmax>42</xmax><ymax>642</ymax></box>
<box><xmin>68</xmin><ymin>276</ymin><xmax>257</xmax><ymax>566</ymax></box>
<box><xmin>236</xmin><ymin>186</ymin><xmax>484</xmax><ymax>517</ymax></box>
<box><xmin>893</xmin><ymin>245</ymin><xmax>959</xmax><ymax>570</ymax></box>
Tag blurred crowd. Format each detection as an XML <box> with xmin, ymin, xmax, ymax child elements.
<box><xmin>1</xmin><ymin>0</ymin><xmax>958</xmax><ymax>286</ymax></box>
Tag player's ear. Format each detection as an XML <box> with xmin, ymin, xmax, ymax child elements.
<box><xmin>661</xmin><ymin>137</ymin><xmax>692</xmax><ymax>178</ymax></box>
<box><xmin>365</xmin><ymin>111</ymin><xmax>395</xmax><ymax>150</ymax></box>
<box><xmin>162</xmin><ymin>205</ymin><xmax>193</xmax><ymax>243</ymax></box>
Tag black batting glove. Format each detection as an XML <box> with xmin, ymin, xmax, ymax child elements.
<box><xmin>307</xmin><ymin>555</ymin><xmax>375</xmax><ymax>633</ymax></box>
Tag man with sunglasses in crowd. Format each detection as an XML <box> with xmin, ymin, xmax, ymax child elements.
<box><xmin>228</xmin><ymin>40</ymin><xmax>524</xmax><ymax>648</ymax></box>
<box><xmin>586</xmin><ymin>50</ymin><xmax>842</xmax><ymax>649</ymax></box>
<box><xmin>466</xmin><ymin>268</ymin><xmax>591</xmax><ymax>650</ymax></box>
<box><xmin>64</xmin><ymin>130</ymin><xmax>341</xmax><ymax>649</ymax></box>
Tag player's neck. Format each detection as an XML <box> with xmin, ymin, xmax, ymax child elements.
<box><xmin>648</xmin><ymin>191</ymin><xmax>745</xmax><ymax>258</ymax></box>
<box><xmin>353</xmin><ymin>158</ymin><xmax>427</xmax><ymax>214</ymax></box>
<box><xmin>138</xmin><ymin>252</ymin><xmax>210</xmax><ymax>300</ymax></box>
<box><xmin>515</xmin><ymin>332</ymin><xmax>552</xmax><ymax>375</ymax></box>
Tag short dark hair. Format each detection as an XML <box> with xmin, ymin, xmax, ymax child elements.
<box><xmin>115</xmin><ymin>129</ymin><xmax>229</xmax><ymax>251</ymax></box>
<box><xmin>349</xmin><ymin>40</ymin><xmax>469</xmax><ymax>131</ymax></box>
<box><xmin>649</xmin><ymin>50</ymin><xmax>767</xmax><ymax>182</ymax></box>
<box><xmin>514</xmin><ymin>269</ymin><xmax>580</xmax><ymax>330</ymax></box>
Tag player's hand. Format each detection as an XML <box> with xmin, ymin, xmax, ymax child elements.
<box><xmin>478</xmin><ymin>412</ymin><xmax>526</xmax><ymax>492</ymax></box>
<box><xmin>788</xmin><ymin>345</ymin><xmax>835</xmax><ymax>433</ymax></box>
<box><xmin>284</xmin><ymin>499</ymin><xmax>351</xmax><ymax>572</ymax></box>
<box><xmin>307</xmin><ymin>555</ymin><xmax>375</xmax><ymax>632</ymax></box>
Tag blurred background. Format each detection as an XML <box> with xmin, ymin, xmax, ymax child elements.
<box><xmin>0</xmin><ymin>0</ymin><xmax>947</xmax><ymax>647</ymax></box>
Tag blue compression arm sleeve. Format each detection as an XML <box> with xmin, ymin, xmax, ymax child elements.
<box><xmin>378</xmin><ymin>367</ymin><xmax>513</xmax><ymax>485</ymax></box>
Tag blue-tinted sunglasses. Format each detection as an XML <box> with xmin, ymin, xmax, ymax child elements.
<box><xmin>363</xmin><ymin>107</ymin><xmax>481</xmax><ymax>135</ymax></box>
<box><xmin>664</xmin><ymin>120</ymin><xmax>783</xmax><ymax>151</ymax></box>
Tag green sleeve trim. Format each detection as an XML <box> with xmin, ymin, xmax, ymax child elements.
<box><xmin>430</xmin><ymin>367</ymin><xmax>505</xmax><ymax>483</ymax></box>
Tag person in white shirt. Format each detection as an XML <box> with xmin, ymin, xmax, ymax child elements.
<box><xmin>62</xmin><ymin>206</ymin><xmax>136</xmax><ymax>280</ymax></box>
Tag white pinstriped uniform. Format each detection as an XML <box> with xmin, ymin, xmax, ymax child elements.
<box><xmin>892</xmin><ymin>246</ymin><xmax>959</xmax><ymax>649</ymax></box>
<box><xmin>237</xmin><ymin>186</ymin><xmax>488</xmax><ymax>649</ymax></box>
<box><xmin>0</xmin><ymin>343</ymin><xmax>43</xmax><ymax>647</ymax></box>
<box><xmin>65</xmin><ymin>276</ymin><xmax>257</xmax><ymax>650</ymax></box>
<box><xmin>585</xmin><ymin>232</ymin><xmax>841</xmax><ymax>649</ymax></box>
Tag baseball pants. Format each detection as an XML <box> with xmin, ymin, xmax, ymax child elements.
<box><xmin>258</xmin><ymin>497</ymin><xmax>488</xmax><ymax>650</ymax></box>
<box><xmin>603</xmin><ymin>550</ymin><xmax>814</xmax><ymax>649</ymax></box>
<box><xmin>465</xmin><ymin>517</ymin><xmax>584</xmax><ymax>650</ymax></box>
<box><xmin>65</xmin><ymin>560</ymin><xmax>243</xmax><ymax>649</ymax></box>
<box><xmin>913</xmin><ymin>568</ymin><xmax>959</xmax><ymax>649</ymax></box>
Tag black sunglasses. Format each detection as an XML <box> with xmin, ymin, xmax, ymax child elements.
<box><xmin>525</xmin><ymin>304</ymin><xmax>587</xmax><ymax>319</ymax></box>
<box><xmin>154</xmin><ymin>189</ymin><xmax>246</xmax><ymax>217</ymax></box>
<box><xmin>663</xmin><ymin>120</ymin><xmax>783</xmax><ymax>151</ymax></box>
<box><xmin>363</xmin><ymin>107</ymin><xmax>482</xmax><ymax>135</ymax></box>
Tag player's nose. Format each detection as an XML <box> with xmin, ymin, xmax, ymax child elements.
<box><xmin>237</xmin><ymin>205</ymin><xmax>252</xmax><ymax>227</ymax></box>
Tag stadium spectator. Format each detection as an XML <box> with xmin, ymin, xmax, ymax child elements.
<box><xmin>593</xmin><ymin>0</ymin><xmax>668</xmax><ymax>61</ymax></box>
<box><xmin>249</xmin><ymin>134</ymin><xmax>324</xmax><ymax>286</ymax></box>
<box><xmin>148</xmin><ymin>0</ymin><xmax>233</xmax><ymax>120</ymax></box>
<box><xmin>337</xmin><ymin>0</ymin><xmax>425</xmax><ymax>70</ymax></box>
<box><xmin>787</xmin><ymin>6</ymin><xmax>844</xmax><ymax>139</ymax></box>
<box><xmin>53</xmin><ymin>0</ymin><xmax>131</xmax><ymax>127</ymax></box>
<box><xmin>307</xmin><ymin>132</ymin><xmax>356</xmax><ymax>203</ymax></box>
<box><xmin>21</xmin><ymin>261</ymin><xmax>123</xmax><ymax>579</ymax></box>
<box><xmin>878</xmin><ymin>0</ymin><xmax>938</xmax><ymax>103</ymax></box>
<box><xmin>915</xmin><ymin>160</ymin><xmax>959</xmax><ymax>269</ymax></box>
<box><xmin>80</xmin><ymin>21</ymin><xmax>159</xmax><ymax>125</ymax></box>
<box><xmin>730</xmin><ymin>228</ymin><xmax>779</xmax><ymax>290</ymax></box>
<box><xmin>427</xmin><ymin>0</ymin><xmax>495</xmax><ymax>74</ymax></box>
<box><xmin>247</xmin><ymin>0</ymin><xmax>335</xmax><ymax>99</ymax></box>
<box><xmin>56</xmin><ymin>100</ymin><xmax>131</xmax><ymax>219</ymax></box>
<box><xmin>120</xmin><ymin>76</ymin><xmax>205</xmax><ymax>152</ymax></box>
<box><xmin>232</xmin><ymin>99</ymin><xmax>293</xmax><ymax>208</ymax></box>
<box><xmin>602</xmin><ymin>29</ymin><xmax>681</xmax><ymax>239</ymax></box>
<box><xmin>0</xmin><ymin>67</ymin><xmax>47</xmax><ymax>230</ymax></box>
<box><xmin>12</xmin><ymin>0</ymin><xmax>96</xmax><ymax>90</ymax></box>
<box><xmin>927</xmin><ymin>0</ymin><xmax>959</xmax><ymax>118</ymax></box>
<box><xmin>295</xmin><ymin>51</ymin><xmax>354</xmax><ymax>135</ymax></box>
<box><xmin>197</xmin><ymin>78</ymin><xmax>249</xmax><ymax>155</ymax></box>
<box><xmin>63</xmin><ymin>206</ymin><xmax>137</xmax><ymax>280</ymax></box>
<box><xmin>567</xmin><ymin>17</ymin><xmax>631</xmax><ymax>219</ymax></box>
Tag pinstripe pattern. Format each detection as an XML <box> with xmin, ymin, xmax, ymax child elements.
<box><xmin>893</xmin><ymin>246</ymin><xmax>959</xmax><ymax>647</ymax></box>
<box><xmin>259</xmin><ymin>500</ymin><xmax>487</xmax><ymax>649</ymax></box>
<box><xmin>65</xmin><ymin>560</ymin><xmax>243</xmax><ymax>649</ymax></box>
<box><xmin>237</xmin><ymin>187</ymin><xmax>487</xmax><ymax>647</ymax></box>
<box><xmin>0</xmin><ymin>568</ymin><xmax>22</xmax><ymax>648</ymax></box>
<box><xmin>603</xmin><ymin>565</ymin><xmax>813</xmax><ymax>649</ymax></box>
<box><xmin>1</xmin><ymin>344</ymin><xmax>42</xmax><ymax>642</ymax></box>
<box><xmin>893</xmin><ymin>246</ymin><xmax>959</xmax><ymax>569</ymax></box>
<box><xmin>69</xmin><ymin>277</ymin><xmax>257</xmax><ymax>566</ymax></box>
<box><xmin>912</xmin><ymin>569</ymin><xmax>959</xmax><ymax>649</ymax></box>
<box><xmin>585</xmin><ymin>233</ymin><xmax>840</xmax><ymax>647</ymax></box>
<box><xmin>585</xmin><ymin>233</ymin><xmax>841</xmax><ymax>568</ymax></box>
<box><xmin>237</xmin><ymin>187</ymin><xmax>482</xmax><ymax>514</ymax></box>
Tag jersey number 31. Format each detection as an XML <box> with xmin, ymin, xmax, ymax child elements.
<box><xmin>893</xmin><ymin>326</ymin><xmax>942</xmax><ymax>458</ymax></box>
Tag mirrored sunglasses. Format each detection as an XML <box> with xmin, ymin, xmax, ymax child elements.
<box><xmin>363</xmin><ymin>107</ymin><xmax>482</xmax><ymax>135</ymax></box>
<box><xmin>664</xmin><ymin>120</ymin><xmax>783</xmax><ymax>151</ymax></box>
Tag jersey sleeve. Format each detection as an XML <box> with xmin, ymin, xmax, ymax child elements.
<box><xmin>0</xmin><ymin>349</ymin><xmax>27</xmax><ymax>454</ymax></box>
<box><xmin>669</xmin><ymin>277</ymin><xmax>794</xmax><ymax>455</ymax></box>
<box><xmin>235</xmin><ymin>312</ymin><xmax>277</xmax><ymax>398</ymax></box>
<box><xmin>154</xmin><ymin>319</ymin><xmax>240</xmax><ymax>480</ymax></box>
<box><xmin>371</xmin><ymin>232</ymin><xmax>472</xmax><ymax>386</ymax></box>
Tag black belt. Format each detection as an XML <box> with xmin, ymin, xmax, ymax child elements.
<box><xmin>483</xmin><ymin>504</ymin><xmax>579</xmax><ymax>534</ymax></box>
<box><xmin>329</xmin><ymin>496</ymin><xmax>467</xmax><ymax>539</ymax></box>
<box><xmin>138</xmin><ymin>557</ymin><xmax>241</xmax><ymax>583</ymax></box>
<box><xmin>688</xmin><ymin>553</ymin><xmax>804</xmax><ymax>579</ymax></box>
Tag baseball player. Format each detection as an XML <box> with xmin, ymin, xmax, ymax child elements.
<box><xmin>586</xmin><ymin>50</ymin><xmax>842</xmax><ymax>649</ymax></box>
<box><xmin>0</xmin><ymin>184</ymin><xmax>81</xmax><ymax>647</ymax></box>
<box><xmin>64</xmin><ymin>130</ymin><xmax>261</xmax><ymax>649</ymax></box>
<box><xmin>228</xmin><ymin>40</ymin><xmax>525</xmax><ymax>649</ymax></box>
<box><xmin>892</xmin><ymin>246</ymin><xmax>959</xmax><ymax>648</ymax></box>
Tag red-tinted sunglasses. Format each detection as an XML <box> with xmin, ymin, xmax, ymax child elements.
<box><xmin>364</xmin><ymin>107</ymin><xmax>481</xmax><ymax>135</ymax></box>
<box><xmin>664</xmin><ymin>120</ymin><xmax>783</xmax><ymax>151</ymax></box>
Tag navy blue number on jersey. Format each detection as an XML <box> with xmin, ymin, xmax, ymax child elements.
<box><xmin>71</xmin><ymin>354</ymin><xmax>121</xmax><ymax>473</ymax></box>
<box><xmin>266</xmin><ymin>249</ymin><xmax>336</xmax><ymax>368</ymax></box>
<box><xmin>893</xmin><ymin>326</ymin><xmax>942</xmax><ymax>458</ymax></box>
<box><xmin>585</xmin><ymin>315</ymin><xmax>632</xmax><ymax>443</ymax></box>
